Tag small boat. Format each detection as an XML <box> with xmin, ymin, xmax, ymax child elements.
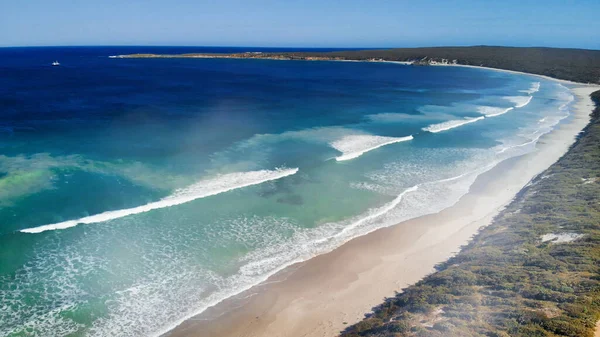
<box><xmin>52</xmin><ymin>61</ymin><xmax>60</xmax><ymax>66</ymax></box>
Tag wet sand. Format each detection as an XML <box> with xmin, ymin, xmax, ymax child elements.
<box><xmin>167</xmin><ymin>85</ymin><xmax>598</xmax><ymax>337</ymax></box>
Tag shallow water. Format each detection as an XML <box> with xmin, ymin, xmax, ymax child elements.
<box><xmin>0</xmin><ymin>47</ymin><xmax>573</xmax><ymax>336</ymax></box>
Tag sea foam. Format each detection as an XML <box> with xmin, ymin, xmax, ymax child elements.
<box><xmin>24</xmin><ymin>148</ymin><xmax>521</xmax><ymax>337</ymax></box>
<box><xmin>330</xmin><ymin>135</ymin><xmax>413</xmax><ymax>161</ymax></box>
<box><xmin>20</xmin><ymin>168</ymin><xmax>299</xmax><ymax>233</ymax></box>
<box><xmin>422</xmin><ymin>116</ymin><xmax>485</xmax><ymax>133</ymax></box>
<box><xmin>477</xmin><ymin>83</ymin><xmax>537</xmax><ymax>118</ymax></box>
<box><xmin>505</xmin><ymin>95</ymin><xmax>533</xmax><ymax>108</ymax></box>
<box><xmin>496</xmin><ymin>94</ymin><xmax>572</xmax><ymax>156</ymax></box>
<box><xmin>559</xmin><ymin>94</ymin><xmax>575</xmax><ymax>111</ymax></box>
<box><xmin>520</xmin><ymin>82</ymin><xmax>541</xmax><ymax>94</ymax></box>
<box><xmin>336</xmin><ymin>185</ymin><xmax>419</xmax><ymax>236</ymax></box>
<box><xmin>477</xmin><ymin>106</ymin><xmax>514</xmax><ymax>117</ymax></box>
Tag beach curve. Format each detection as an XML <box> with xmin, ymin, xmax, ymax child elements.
<box><xmin>165</xmin><ymin>81</ymin><xmax>598</xmax><ymax>337</ymax></box>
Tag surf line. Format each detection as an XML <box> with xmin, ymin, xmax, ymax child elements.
<box><xmin>20</xmin><ymin>168</ymin><xmax>299</xmax><ymax>234</ymax></box>
<box><xmin>423</xmin><ymin>93</ymin><xmax>537</xmax><ymax>133</ymax></box>
<box><xmin>332</xmin><ymin>135</ymin><xmax>414</xmax><ymax>161</ymax></box>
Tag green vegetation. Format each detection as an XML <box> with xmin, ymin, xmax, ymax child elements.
<box><xmin>294</xmin><ymin>47</ymin><xmax>600</xmax><ymax>84</ymax></box>
<box><xmin>119</xmin><ymin>47</ymin><xmax>600</xmax><ymax>334</ymax></box>
<box><xmin>340</xmin><ymin>90</ymin><xmax>600</xmax><ymax>337</ymax></box>
<box><xmin>119</xmin><ymin>46</ymin><xmax>600</xmax><ymax>84</ymax></box>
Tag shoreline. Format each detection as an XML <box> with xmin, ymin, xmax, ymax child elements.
<box><xmin>428</xmin><ymin>62</ymin><xmax>600</xmax><ymax>86</ymax></box>
<box><xmin>110</xmin><ymin>51</ymin><xmax>600</xmax><ymax>87</ymax></box>
<box><xmin>164</xmin><ymin>79</ymin><xmax>598</xmax><ymax>335</ymax></box>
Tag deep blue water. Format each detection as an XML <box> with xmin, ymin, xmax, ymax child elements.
<box><xmin>0</xmin><ymin>47</ymin><xmax>574</xmax><ymax>336</ymax></box>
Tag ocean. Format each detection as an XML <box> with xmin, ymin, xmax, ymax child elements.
<box><xmin>0</xmin><ymin>47</ymin><xmax>574</xmax><ymax>336</ymax></box>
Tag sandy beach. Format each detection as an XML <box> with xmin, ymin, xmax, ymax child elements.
<box><xmin>167</xmin><ymin>84</ymin><xmax>598</xmax><ymax>337</ymax></box>
<box><xmin>433</xmin><ymin>62</ymin><xmax>595</xmax><ymax>85</ymax></box>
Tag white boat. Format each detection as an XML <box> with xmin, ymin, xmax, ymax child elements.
<box><xmin>52</xmin><ymin>61</ymin><xmax>60</xmax><ymax>66</ymax></box>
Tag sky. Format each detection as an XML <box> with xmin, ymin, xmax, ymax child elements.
<box><xmin>1</xmin><ymin>0</ymin><xmax>598</xmax><ymax>49</ymax></box>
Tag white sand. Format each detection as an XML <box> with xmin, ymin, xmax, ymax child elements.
<box><xmin>168</xmin><ymin>83</ymin><xmax>598</xmax><ymax>337</ymax></box>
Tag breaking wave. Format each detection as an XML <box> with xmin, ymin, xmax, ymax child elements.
<box><xmin>330</xmin><ymin>135</ymin><xmax>413</xmax><ymax>161</ymax></box>
<box><xmin>422</xmin><ymin>116</ymin><xmax>485</xmax><ymax>133</ymax></box>
<box><xmin>20</xmin><ymin>168</ymin><xmax>299</xmax><ymax>233</ymax></box>
<box><xmin>477</xmin><ymin>106</ymin><xmax>514</xmax><ymax>117</ymax></box>
<box><xmin>520</xmin><ymin>82</ymin><xmax>541</xmax><ymax>94</ymax></box>
<box><xmin>504</xmin><ymin>95</ymin><xmax>533</xmax><ymax>108</ymax></box>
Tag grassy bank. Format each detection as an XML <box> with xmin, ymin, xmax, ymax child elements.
<box><xmin>340</xmin><ymin>90</ymin><xmax>600</xmax><ymax>337</ymax></box>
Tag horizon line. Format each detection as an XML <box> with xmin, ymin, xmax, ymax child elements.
<box><xmin>1</xmin><ymin>44</ymin><xmax>599</xmax><ymax>52</ymax></box>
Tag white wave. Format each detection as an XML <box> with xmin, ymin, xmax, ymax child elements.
<box><xmin>496</xmin><ymin>135</ymin><xmax>540</xmax><ymax>154</ymax></box>
<box><xmin>559</xmin><ymin>94</ymin><xmax>575</xmax><ymax>111</ymax></box>
<box><xmin>497</xmin><ymin>112</ymin><xmax>570</xmax><ymax>155</ymax></box>
<box><xmin>336</xmin><ymin>186</ymin><xmax>419</xmax><ymax>236</ymax></box>
<box><xmin>422</xmin><ymin>116</ymin><xmax>485</xmax><ymax>133</ymax></box>
<box><xmin>0</xmin><ymin>154</ymin><xmax>508</xmax><ymax>337</ymax></box>
<box><xmin>101</xmin><ymin>149</ymin><xmax>509</xmax><ymax>337</ymax></box>
<box><xmin>520</xmin><ymin>82</ymin><xmax>540</xmax><ymax>94</ymax></box>
<box><xmin>477</xmin><ymin>106</ymin><xmax>514</xmax><ymax>117</ymax></box>
<box><xmin>331</xmin><ymin>135</ymin><xmax>413</xmax><ymax>161</ymax></box>
<box><xmin>20</xmin><ymin>168</ymin><xmax>299</xmax><ymax>234</ymax></box>
<box><xmin>6</xmin><ymin>146</ymin><xmax>532</xmax><ymax>337</ymax></box>
<box><xmin>505</xmin><ymin>95</ymin><xmax>533</xmax><ymax>108</ymax></box>
<box><xmin>145</xmin><ymin>161</ymin><xmax>498</xmax><ymax>337</ymax></box>
<box><xmin>234</xmin><ymin>165</ymin><xmax>495</xmax><ymax>287</ymax></box>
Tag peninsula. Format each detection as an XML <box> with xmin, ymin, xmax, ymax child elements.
<box><xmin>112</xmin><ymin>46</ymin><xmax>600</xmax><ymax>84</ymax></box>
<box><xmin>158</xmin><ymin>47</ymin><xmax>600</xmax><ymax>337</ymax></box>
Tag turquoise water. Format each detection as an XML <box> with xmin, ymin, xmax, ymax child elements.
<box><xmin>0</xmin><ymin>47</ymin><xmax>575</xmax><ymax>336</ymax></box>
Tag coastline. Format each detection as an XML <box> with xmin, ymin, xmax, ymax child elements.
<box><xmin>428</xmin><ymin>62</ymin><xmax>598</xmax><ymax>86</ymax></box>
<box><xmin>165</xmin><ymin>81</ymin><xmax>598</xmax><ymax>335</ymax></box>
<box><xmin>112</xmin><ymin>53</ymin><xmax>600</xmax><ymax>88</ymax></box>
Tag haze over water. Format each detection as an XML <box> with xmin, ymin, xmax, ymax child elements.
<box><xmin>0</xmin><ymin>47</ymin><xmax>575</xmax><ymax>336</ymax></box>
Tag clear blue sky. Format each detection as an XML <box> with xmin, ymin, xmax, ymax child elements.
<box><xmin>1</xmin><ymin>0</ymin><xmax>598</xmax><ymax>49</ymax></box>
